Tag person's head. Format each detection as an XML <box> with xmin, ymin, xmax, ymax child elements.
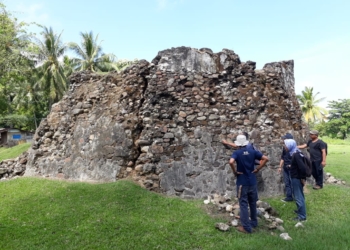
<box><xmin>242</xmin><ymin>132</ymin><xmax>249</xmax><ymax>140</ymax></box>
<box><xmin>281</xmin><ymin>133</ymin><xmax>293</xmax><ymax>140</ymax></box>
<box><xmin>309</xmin><ymin>130</ymin><xmax>319</xmax><ymax>140</ymax></box>
<box><xmin>234</xmin><ymin>135</ymin><xmax>249</xmax><ymax>147</ymax></box>
<box><xmin>284</xmin><ymin>139</ymin><xmax>299</xmax><ymax>156</ymax></box>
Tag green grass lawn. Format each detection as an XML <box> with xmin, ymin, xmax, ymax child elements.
<box><xmin>0</xmin><ymin>144</ymin><xmax>349</xmax><ymax>249</ymax></box>
<box><xmin>325</xmin><ymin>144</ymin><xmax>350</xmax><ymax>183</ymax></box>
<box><xmin>0</xmin><ymin>143</ymin><xmax>31</xmax><ymax>162</ymax></box>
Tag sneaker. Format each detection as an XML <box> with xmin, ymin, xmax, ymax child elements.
<box><xmin>293</xmin><ymin>217</ymin><xmax>307</xmax><ymax>222</ymax></box>
<box><xmin>313</xmin><ymin>185</ymin><xmax>322</xmax><ymax>190</ymax></box>
<box><xmin>281</xmin><ymin>198</ymin><xmax>294</xmax><ymax>202</ymax></box>
<box><xmin>237</xmin><ymin>226</ymin><xmax>251</xmax><ymax>234</ymax></box>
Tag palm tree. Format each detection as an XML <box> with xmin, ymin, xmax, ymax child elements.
<box><xmin>110</xmin><ymin>58</ymin><xmax>138</xmax><ymax>72</ymax></box>
<box><xmin>297</xmin><ymin>86</ymin><xmax>328</xmax><ymax>124</ymax></box>
<box><xmin>11</xmin><ymin>66</ymin><xmax>51</xmax><ymax>128</ymax></box>
<box><xmin>62</xmin><ymin>55</ymin><xmax>78</xmax><ymax>77</ymax></box>
<box><xmin>34</xmin><ymin>26</ymin><xmax>68</xmax><ymax>108</ymax></box>
<box><xmin>68</xmin><ymin>31</ymin><xmax>115</xmax><ymax>72</ymax></box>
<box><xmin>97</xmin><ymin>55</ymin><xmax>138</xmax><ymax>72</ymax></box>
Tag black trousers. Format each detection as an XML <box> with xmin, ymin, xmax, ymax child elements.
<box><xmin>312</xmin><ymin>160</ymin><xmax>323</xmax><ymax>187</ymax></box>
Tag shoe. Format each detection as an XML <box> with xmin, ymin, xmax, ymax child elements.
<box><xmin>313</xmin><ymin>185</ymin><xmax>322</xmax><ymax>190</ymax></box>
<box><xmin>281</xmin><ymin>198</ymin><xmax>294</xmax><ymax>202</ymax></box>
<box><xmin>293</xmin><ymin>217</ymin><xmax>307</xmax><ymax>222</ymax></box>
<box><xmin>237</xmin><ymin>226</ymin><xmax>250</xmax><ymax>234</ymax></box>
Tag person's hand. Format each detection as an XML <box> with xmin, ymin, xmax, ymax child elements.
<box><xmin>321</xmin><ymin>161</ymin><xmax>326</xmax><ymax>168</ymax></box>
<box><xmin>252</xmin><ymin>169</ymin><xmax>260</xmax><ymax>174</ymax></box>
<box><xmin>278</xmin><ymin>167</ymin><xmax>282</xmax><ymax>174</ymax></box>
<box><xmin>233</xmin><ymin>171</ymin><xmax>243</xmax><ymax>176</ymax></box>
<box><xmin>300</xmin><ymin>179</ymin><xmax>306</xmax><ymax>186</ymax></box>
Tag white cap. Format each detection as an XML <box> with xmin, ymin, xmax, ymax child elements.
<box><xmin>234</xmin><ymin>135</ymin><xmax>249</xmax><ymax>146</ymax></box>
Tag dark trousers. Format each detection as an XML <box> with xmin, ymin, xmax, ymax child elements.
<box><xmin>312</xmin><ymin>160</ymin><xmax>323</xmax><ymax>187</ymax></box>
<box><xmin>237</xmin><ymin>185</ymin><xmax>258</xmax><ymax>233</ymax></box>
<box><xmin>283</xmin><ymin>165</ymin><xmax>293</xmax><ymax>200</ymax></box>
<box><xmin>292</xmin><ymin>178</ymin><xmax>307</xmax><ymax>220</ymax></box>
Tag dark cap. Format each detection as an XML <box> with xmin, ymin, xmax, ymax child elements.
<box><xmin>282</xmin><ymin>133</ymin><xmax>294</xmax><ymax>139</ymax></box>
<box><xmin>309</xmin><ymin>130</ymin><xmax>319</xmax><ymax>135</ymax></box>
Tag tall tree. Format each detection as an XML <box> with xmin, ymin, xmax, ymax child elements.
<box><xmin>34</xmin><ymin>26</ymin><xmax>68</xmax><ymax>108</ymax></box>
<box><xmin>11</xmin><ymin>71</ymin><xmax>49</xmax><ymax>129</ymax></box>
<box><xmin>68</xmin><ymin>31</ymin><xmax>115</xmax><ymax>72</ymax></box>
<box><xmin>297</xmin><ymin>87</ymin><xmax>328</xmax><ymax>124</ymax></box>
<box><xmin>323</xmin><ymin>99</ymin><xmax>350</xmax><ymax>139</ymax></box>
<box><xmin>0</xmin><ymin>3</ymin><xmax>42</xmax><ymax>131</ymax></box>
<box><xmin>0</xmin><ymin>3</ymin><xmax>33</xmax><ymax>114</ymax></box>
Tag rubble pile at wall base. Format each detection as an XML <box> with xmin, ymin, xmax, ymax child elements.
<box><xmin>0</xmin><ymin>152</ymin><xmax>27</xmax><ymax>180</ymax></box>
<box><xmin>21</xmin><ymin>47</ymin><xmax>309</xmax><ymax>198</ymax></box>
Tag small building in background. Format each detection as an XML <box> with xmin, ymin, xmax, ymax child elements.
<box><xmin>0</xmin><ymin>128</ymin><xmax>7</xmax><ymax>145</ymax></box>
<box><xmin>0</xmin><ymin>128</ymin><xmax>34</xmax><ymax>146</ymax></box>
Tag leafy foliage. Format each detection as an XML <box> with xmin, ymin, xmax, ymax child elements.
<box><xmin>0</xmin><ymin>3</ymin><xmax>39</xmax><ymax>130</ymax></box>
<box><xmin>0</xmin><ymin>4</ymin><xmax>140</xmax><ymax>132</ymax></box>
<box><xmin>322</xmin><ymin>99</ymin><xmax>350</xmax><ymax>139</ymax></box>
<box><xmin>68</xmin><ymin>31</ymin><xmax>114</xmax><ymax>72</ymax></box>
<box><xmin>0</xmin><ymin>114</ymin><xmax>31</xmax><ymax>130</ymax></box>
<box><xmin>34</xmin><ymin>26</ymin><xmax>68</xmax><ymax>106</ymax></box>
<box><xmin>111</xmin><ymin>58</ymin><xmax>138</xmax><ymax>72</ymax></box>
<box><xmin>297</xmin><ymin>86</ymin><xmax>328</xmax><ymax>123</ymax></box>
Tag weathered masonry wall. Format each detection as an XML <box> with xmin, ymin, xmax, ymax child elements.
<box><xmin>22</xmin><ymin>47</ymin><xmax>308</xmax><ymax>198</ymax></box>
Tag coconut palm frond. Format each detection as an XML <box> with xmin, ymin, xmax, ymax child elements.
<box><xmin>297</xmin><ymin>86</ymin><xmax>328</xmax><ymax>124</ymax></box>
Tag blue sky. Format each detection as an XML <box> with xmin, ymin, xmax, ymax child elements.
<box><xmin>4</xmin><ymin>0</ymin><xmax>350</xmax><ymax>107</ymax></box>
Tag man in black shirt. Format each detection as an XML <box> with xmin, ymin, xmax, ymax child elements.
<box><xmin>298</xmin><ymin>130</ymin><xmax>327</xmax><ymax>190</ymax></box>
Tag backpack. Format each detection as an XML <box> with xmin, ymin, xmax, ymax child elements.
<box><xmin>293</xmin><ymin>152</ymin><xmax>312</xmax><ymax>178</ymax></box>
<box><xmin>301</xmin><ymin>153</ymin><xmax>312</xmax><ymax>178</ymax></box>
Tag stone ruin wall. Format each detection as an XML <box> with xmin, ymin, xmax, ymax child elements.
<box><xmin>20</xmin><ymin>47</ymin><xmax>309</xmax><ymax>198</ymax></box>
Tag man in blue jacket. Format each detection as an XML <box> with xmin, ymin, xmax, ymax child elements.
<box><xmin>229</xmin><ymin>135</ymin><xmax>269</xmax><ymax>233</ymax></box>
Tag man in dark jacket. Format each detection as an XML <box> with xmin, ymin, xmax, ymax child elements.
<box><xmin>229</xmin><ymin>135</ymin><xmax>269</xmax><ymax>233</ymax></box>
<box><xmin>279</xmin><ymin>133</ymin><xmax>294</xmax><ymax>202</ymax></box>
<box><xmin>285</xmin><ymin>139</ymin><xmax>307</xmax><ymax>221</ymax></box>
<box><xmin>298</xmin><ymin>130</ymin><xmax>327</xmax><ymax>190</ymax></box>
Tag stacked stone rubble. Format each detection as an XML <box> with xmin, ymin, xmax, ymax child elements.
<box><xmin>22</xmin><ymin>47</ymin><xmax>308</xmax><ymax>198</ymax></box>
<box><xmin>207</xmin><ymin>195</ymin><xmax>284</xmax><ymax>232</ymax></box>
<box><xmin>0</xmin><ymin>152</ymin><xmax>27</xmax><ymax>180</ymax></box>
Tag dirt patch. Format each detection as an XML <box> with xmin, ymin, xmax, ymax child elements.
<box><xmin>201</xmin><ymin>203</ymin><xmax>233</xmax><ymax>222</ymax></box>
